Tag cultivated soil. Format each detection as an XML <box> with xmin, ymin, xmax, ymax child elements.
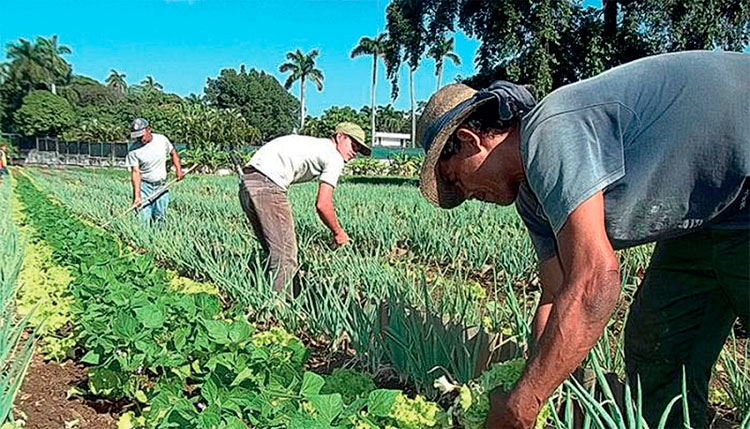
<box><xmin>14</xmin><ymin>353</ymin><xmax>117</xmax><ymax>429</ymax></box>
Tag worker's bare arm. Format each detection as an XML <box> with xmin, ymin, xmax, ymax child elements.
<box><xmin>530</xmin><ymin>255</ymin><xmax>564</xmax><ymax>352</ymax></box>
<box><xmin>315</xmin><ymin>182</ymin><xmax>348</xmax><ymax>246</ymax></box>
<box><xmin>131</xmin><ymin>167</ymin><xmax>142</xmax><ymax>207</ymax></box>
<box><xmin>486</xmin><ymin>191</ymin><xmax>621</xmax><ymax>428</ymax></box>
<box><xmin>170</xmin><ymin>149</ymin><xmax>184</xmax><ymax>180</ymax></box>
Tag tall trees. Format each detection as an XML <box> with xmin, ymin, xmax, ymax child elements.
<box><xmin>141</xmin><ymin>75</ymin><xmax>163</xmax><ymax>92</ymax></box>
<box><xmin>13</xmin><ymin>90</ymin><xmax>75</xmax><ymax>136</ymax></box>
<box><xmin>351</xmin><ymin>34</ymin><xmax>388</xmax><ymax>146</ymax></box>
<box><xmin>424</xmin><ymin>0</ymin><xmax>748</xmax><ymax>97</ymax></box>
<box><xmin>428</xmin><ymin>35</ymin><xmax>461</xmax><ymax>90</ymax></box>
<box><xmin>6</xmin><ymin>36</ymin><xmax>71</xmax><ymax>95</ymax></box>
<box><xmin>205</xmin><ymin>67</ymin><xmax>299</xmax><ymax>141</ymax></box>
<box><xmin>35</xmin><ymin>35</ymin><xmax>71</xmax><ymax>95</ymax></box>
<box><xmin>385</xmin><ymin>0</ymin><xmax>429</xmax><ymax>145</ymax></box>
<box><xmin>106</xmin><ymin>69</ymin><xmax>127</xmax><ymax>94</ymax></box>
<box><xmin>279</xmin><ymin>49</ymin><xmax>324</xmax><ymax>130</ymax></box>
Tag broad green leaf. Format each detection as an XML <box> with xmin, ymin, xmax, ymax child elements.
<box><xmin>172</xmin><ymin>326</ymin><xmax>189</xmax><ymax>351</ymax></box>
<box><xmin>306</xmin><ymin>394</ymin><xmax>343</xmax><ymax>424</ymax></box>
<box><xmin>112</xmin><ymin>313</ymin><xmax>139</xmax><ymax>340</ymax></box>
<box><xmin>197</xmin><ymin>404</ymin><xmax>222</xmax><ymax>428</ymax></box>
<box><xmin>204</xmin><ymin>320</ymin><xmax>230</xmax><ymax>344</ymax></box>
<box><xmin>228</xmin><ymin>322</ymin><xmax>251</xmax><ymax>344</ymax></box>
<box><xmin>201</xmin><ymin>374</ymin><xmax>221</xmax><ymax>406</ymax></box>
<box><xmin>88</xmin><ymin>368</ymin><xmax>121</xmax><ymax>397</ymax></box>
<box><xmin>300</xmin><ymin>372</ymin><xmax>325</xmax><ymax>396</ymax></box>
<box><xmin>80</xmin><ymin>350</ymin><xmax>100</xmax><ymax>365</ymax></box>
<box><xmin>367</xmin><ymin>389</ymin><xmax>399</xmax><ymax>417</ymax></box>
<box><xmin>134</xmin><ymin>304</ymin><xmax>165</xmax><ymax>329</ymax></box>
<box><xmin>230</xmin><ymin>367</ymin><xmax>256</xmax><ymax>387</ymax></box>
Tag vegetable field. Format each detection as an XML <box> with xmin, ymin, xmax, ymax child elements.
<box><xmin>4</xmin><ymin>167</ymin><xmax>748</xmax><ymax>429</ymax></box>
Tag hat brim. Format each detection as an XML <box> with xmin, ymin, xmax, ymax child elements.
<box><xmin>419</xmin><ymin>96</ymin><xmax>495</xmax><ymax>209</ymax></box>
<box><xmin>130</xmin><ymin>129</ymin><xmax>146</xmax><ymax>139</ymax></box>
<box><xmin>348</xmin><ymin>135</ymin><xmax>371</xmax><ymax>156</ymax></box>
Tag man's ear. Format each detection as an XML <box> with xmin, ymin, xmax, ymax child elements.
<box><xmin>455</xmin><ymin>127</ymin><xmax>481</xmax><ymax>150</ymax></box>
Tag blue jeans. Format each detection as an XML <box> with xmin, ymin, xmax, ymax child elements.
<box><xmin>139</xmin><ymin>180</ymin><xmax>169</xmax><ymax>223</ymax></box>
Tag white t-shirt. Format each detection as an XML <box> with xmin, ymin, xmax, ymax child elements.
<box><xmin>249</xmin><ymin>135</ymin><xmax>345</xmax><ymax>190</ymax></box>
<box><xmin>125</xmin><ymin>133</ymin><xmax>174</xmax><ymax>183</ymax></box>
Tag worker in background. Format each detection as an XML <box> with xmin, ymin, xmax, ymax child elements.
<box><xmin>125</xmin><ymin>118</ymin><xmax>184</xmax><ymax>224</ymax></box>
<box><xmin>0</xmin><ymin>144</ymin><xmax>8</xmax><ymax>177</ymax></box>
<box><xmin>239</xmin><ymin>122</ymin><xmax>371</xmax><ymax>296</ymax></box>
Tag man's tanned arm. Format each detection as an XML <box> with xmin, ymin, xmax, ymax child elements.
<box><xmin>487</xmin><ymin>191</ymin><xmax>621</xmax><ymax>428</ymax></box>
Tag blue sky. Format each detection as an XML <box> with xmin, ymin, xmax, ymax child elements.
<box><xmin>1</xmin><ymin>0</ymin><xmax>478</xmax><ymax>115</ymax></box>
<box><xmin>1</xmin><ymin>0</ymin><xmax>601</xmax><ymax>116</ymax></box>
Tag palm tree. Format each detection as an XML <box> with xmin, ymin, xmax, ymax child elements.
<box><xmin>141</xmin><ymin>75</ymin><xmax>163</xmax><ymax>91</ymax></box>
<box><xmin>428</xmin><ymin>35</ymin><xmax>461</xmax><ymax>90</ymax></box>
<box><xmin>0</xmin><ymin>63</ymin><xmax>8</xmax><ymax>85</ymax></box>
<box><xmin>6</xmin><ymin>38</ymin><xmax>45</xmax><ymax>90</ymax></box>
<box><xmin>185</xmin><ymin>93</ymin><xmax>204</xmax><ymax>105</ymax></box>
<box><xmin>35</xmin><ymin>35</ymin><xmax>71</xmax><ymax>94</ymax></box>
<box><xmin>385</xmin><ymin>0</ymin><xmax>428</xmax><ymax>147</ymax></box>
<box><xmin>351</xmin><ymin>34</ymin><xmax>387</xmax><ymax>147</ymax></box>
<box><xmin>106</xmin><ymin>69</ymin><xmax>127</xmax><ymax>94</ymax></box>
<box><xmin>279</xmin><ymin>49</ymin><xmax>324</xmax><ymax>130</ymax></box>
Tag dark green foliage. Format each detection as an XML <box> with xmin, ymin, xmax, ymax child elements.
<box><xmin>301</xmin><ymin>105</ymin><xmax>371</xmax><ymax>141</ymax></box>
<box><xmin>13</xmin><ymin>90</ymin><xmax>75</xmax><ymax>136</ymax></box>
<box><xmin>13</xmin><ymin>175</ymin><xmax>445</xmax><ymax>428</ymax></box>
<box><xmin>409</xmin><ymin>1</ymin><xmax>748</xmax><ymax>97</ymax></box>
<box><xmin>321</xmin><ymin>369</ymin><xmax>377</xmax><ymax>404</ymax></box>
<box><xmin>205</xmin><ymin>67</ymin><xmax>299</xmax><ymax>141</ymax></box>
<box><xmin>59</xmin><ymin>76</ymin><xmax>124</xmax><ymax>108</ymax></box>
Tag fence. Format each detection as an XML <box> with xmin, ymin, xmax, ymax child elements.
<box><xmin>2</xmin><ymin>134</ymin><xmax>425</xmax><ymax>168</ymax></box>
<box><xmin>18</xmin><ymin>137</ymin><xmax>130</xmax><ymax>167</ymax></box>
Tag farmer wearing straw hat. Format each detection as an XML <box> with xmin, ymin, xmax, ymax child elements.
<box><xmin>417</xmin><ymin>51</ymin><xmax>748</xmax><ymax>428</ymax></box>
<box><xmin>125</xmin><ymin>118</ymin><xmax>185</xmax><ymax>224</ymax></box>
<box><xmin>239</xmin><ymin>122</ymin><xmax>370</xmax><ymax>296</ymax></box>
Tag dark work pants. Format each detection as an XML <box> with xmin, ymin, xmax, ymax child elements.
<box><xmin>238</xmin><ymin>170</ymin><xmax>297</xmax><ymax>295</ymax></box>
<box><xmin>625</xmin><ymin>228</ymin><xmax>749</xmax><ymax>428</ymax></box>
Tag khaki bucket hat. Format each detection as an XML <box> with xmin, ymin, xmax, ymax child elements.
<box><xmin>335</xmin><ymin>122</ymin><xmax>371</xmax><ymax>156</ymax></box>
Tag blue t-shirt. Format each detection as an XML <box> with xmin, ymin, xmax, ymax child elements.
<box><xmin>516</xmin><ymin>51</ymin><xmax>749</xmax><ymax>261</ymax></box>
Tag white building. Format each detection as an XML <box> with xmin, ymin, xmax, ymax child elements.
<box><xmin>374</xmin><ymin>132</ymin><xmax>411</xmax><ymax>147</ymax></box>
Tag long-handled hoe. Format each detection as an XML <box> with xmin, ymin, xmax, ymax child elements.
<box><xmin>102</xmin><ymin>164</ymin><xmax>197</xmax><ymax>228</ymax></box>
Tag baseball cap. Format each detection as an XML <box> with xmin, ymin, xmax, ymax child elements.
<box><xmin>130</xmin><ymin>118</ymin><xmax>150</xmax><ymax>139</ymax></box>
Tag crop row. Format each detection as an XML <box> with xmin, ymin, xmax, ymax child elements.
<box><xmin>12</xmin><ymin>173</ymin><xmax>472</xmax><ymax>428</ymax></box>
<box><xmin>0</xmin><ymin>175</ymin><xmax>35</xmax><ymax>427</ymax></box>
<box><xmin>22</xmin><ymin>167</ymin><xmax>749</xmax><ymax>426</ymax></box>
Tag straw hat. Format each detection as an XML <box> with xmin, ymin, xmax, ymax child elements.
<box><xmin>418</xmin><ymin>83</ymin><xmax>496</xmax><ymax>209</ymax></box>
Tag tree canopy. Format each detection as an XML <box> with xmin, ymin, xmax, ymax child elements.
<box><xmin>205</xmin><ymin>67</ymin><xmax>299</xmax><ymax>141</ymax></box>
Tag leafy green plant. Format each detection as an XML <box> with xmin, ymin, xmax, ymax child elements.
<box><xmin>344</xmin><ymin>157</ymin><xmax>388</xmax><ymax>176</ymax></box>
<box><xmin>13</xmin><ymin>173</ymin><xmax>450</xmax><ymax>428</ymax></box>
<box><xmin>388</xmin><ymin>153</ymin><xmax>423</xmax><ymax>177</ymax></box>
<box><xmin>0</xmin><ymin>173</ymin><xmax>36</xmax><ymax>425</ymax></box>
<box><xmin>320</xmin><ymin>369</ymin><xmax>377</xmax><ymax>404</ymax></box>
<box><xmin>437</xmin><ymin>358</ymin><xmax>549</xmax><ymax>429</ymax></box>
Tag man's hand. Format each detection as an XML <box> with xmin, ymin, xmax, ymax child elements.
<box><xmin>493</xmin><ymin>191</ymin><xmax>619</xmax><ymax>429</ymax></box>
<box><xmin>485</xmin><ymin>390</ymin><xmax>539</xmax><ymax>429</ymax></box>
<box><xmin>176</xmin><ymin>169</ymin><xmax>185</xmax><ymax>181</ymax></box>
<box><xmin>132</xmin><ymin>196</ymin><xmax>142</xmax><ymax>209</ymax></box>
<box><xmin>333</xmin><ymin>230</ymin><xmax>349</xmax><ymax>248</ymax></box>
